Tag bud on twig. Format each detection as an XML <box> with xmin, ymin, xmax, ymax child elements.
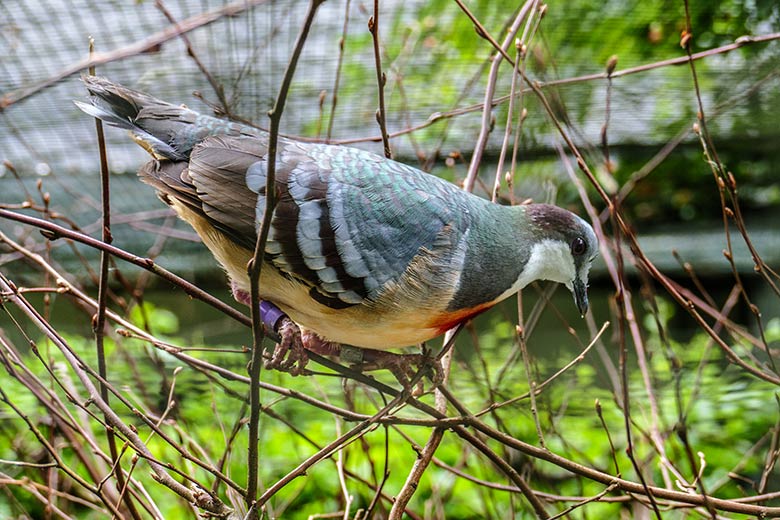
<box><xmin>606</xmin><ymin>55</ymin><xmax>618</xmax><ymax>75</ymax></box>
<box><xmin>680</xmin><ymin>30</ymin><xmax>692</xmax><ymax>48</ymax></box>
<box><xmin>726</xmin><ymin>171</ymin><xmax>737</xmax><ymax>190</ymax></box>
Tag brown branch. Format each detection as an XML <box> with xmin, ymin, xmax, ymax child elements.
<box><xmin>1</xmin><ymin>239</ymin><xmax>249</xmax><ymax>500</ymax></box>
<box><xmin>536</xmin><ymin>31</ymin><xmax>780</xmax><ymax>88</ymax></box>
<box><xmin>389</xmin><ymin>331</ymin><xmax>458</xmax><ymax>519</ymax></box>
<box><xmin>86</xmin><ymin>41</ymin><xmax>144</xmax><ymax>516</ymax></box>
<box><xmin>327</xmin><ymin>31</ymin><xmax>780</xmax><ymax>148</ymax></box>
<box><xmin>368</xmin><ymin>0</ymin><xmax>392</xmax><ymax>158</ymax></box>
<box><xmin>452</xmin><ymin>0</ymin><xmax>516</xmax><ymax>65</ymax></box>
<box><xmin>6</xmin><ymin>225</ymin><xmax>779</xmax><ymax>517</ymax></box>
<box><xmin>0</xmin><ymin>337</ymin><xmax>127</xmax><ymax>517</ymax></box>
<box><xmin>520</xmin><ymin>42</ymin><xmax>780</xmax><ymax>387</ymax></box>
<box><xmin>255</xmin><ymin>359</ymin><xmax>432</xmax><ymax>509</ymax></box>
<box><xmin>0</xmin><ymin>275</ymin><xmax>238</xmax><ymax>518</ymax></box>
<box><xmin>493</xmin><ymin>27</ymin><xmax>526</xmax><ymax>202</ymax></box>
<box><xmin>0</xmin><ymin>208</ymin><xmax>255</xmax><ymax>328</ymax></box>
<box><xmin>154</xmin><ymin>0</ymin><xmax>234</xmax><ymax>118</ymax></box>
<box><xmin>245</xmin><ymin>1</ymin><xmax>325</xmax><ymax>515</ymax></box>
<box><xmin>464</xmin><ymin>1</ymin><xmax>535</xmax><ymax>192</ymax></box>
<box><xmin>325</xmin><ymin>0</ymin><xmax>352</xmax><ymax>142</ymax></box>
<box><xmin>476</xmin><ymin>321</ymin><xmax>610</xmax><ymax>416</ymax></box>
<box><xmin>459</xmin><ymin>409</ymin><xmax>780</xmax><ymax>517</ymax></box>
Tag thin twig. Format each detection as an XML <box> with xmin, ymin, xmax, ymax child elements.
<box><xmin>154</xmin><ymin>0</ymin><xmax>233</xmax><ymax>118</ymax></box>
<box><xmin>256</xmin><ymin>360</ymin><xmax>430</xmax><ymax>508</ymax></box>
<box><xmin>388</xmin><ymin>329</ymin><xmax>458</xmax><ymax>518</ymax></box>
<box><xmin>325</xmin><ymin>0</ymin><xmax>352</xmax><ymax>142</ymax></box>
<box><xmin>6</xmin><ymin>231</ymin><xmax>780</xmax><ymax>517</ymax></box>
<box><xmin>452</xmin><ymin>0</ymin><xmax>516</xmax><ymax>65</ymax></box>
<box><xmin>0</xmin><ymin>275</ymin><xmax>237</xmax><ymax>518</ymax></box>
<box><xmin>464</xmin><ymin>1</ymin><xmax>534</xmax><ymax>192</ymax></box>
<box><xmin>493</xmin><ymin>27</ymin><xmax>525</xmax><ymax>202</ymax></box>
<box><xmin>323</xmin><ymin>31</ymin><xmax>780</xmax><ymax>148</ymax></box>
<box><xmin>0</xmin><ymin>208</ymin><xmax>256</xmax><ymax>330</ymax></box>
<box><xmin>87</xmin><ymin>42</ymin><xmax>144</xmax><ymax>520</ymax></box>
<box><xmin>368</xmin><ymin>0</ymin><xmax>392</xmax><ymax>158</ymax></box>
<box><xmin>245</xmin><ymin>0</ymin><xmax>325</xmax><ymax>515</ymax></box>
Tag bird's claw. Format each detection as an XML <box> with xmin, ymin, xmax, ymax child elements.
<box><xmin>264</xmin><ymin>318</ymin><xmax>311</xmax><ymax>376</ymax></box>
<box><xmin>353</xmin><ymin>349</ymin><xmax>442</xmax><ymax>393</ymax></box>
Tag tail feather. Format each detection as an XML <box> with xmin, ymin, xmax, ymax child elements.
<box><xmin>76</xmin><ymin>76</ymin><xmax>201</xmax><ymax>160</ymax></box>
<box><xmin>73</xmin><ymin>100</ymin><xmax>135</xmax><ymax>131</ymax></box>
<box><xmin>75</xmin><ymin>97</ymin><xmax>185</xmax><ymax>160</ymax></box>
<box><xmin>76</xmin><ymin>76</ymin><xmax>261</xmax><ymax>162</ymax></box>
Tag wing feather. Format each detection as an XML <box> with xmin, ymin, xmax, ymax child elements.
<box><xmin>181</xmin><ymin>135</ymin><xmax>472</xmax><ymax>308</ymax></box>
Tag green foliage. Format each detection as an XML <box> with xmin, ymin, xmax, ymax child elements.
<box><xmin>3</xmin><ymin>0</ymin><xmax>780</xmax><ymax>517</ymax></box>
<box><xmin>2</xmin><ymin>293</ymin><xmax>778</xmax><ymax>517</ymax></box>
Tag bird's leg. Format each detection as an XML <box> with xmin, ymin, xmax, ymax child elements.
<box><xmin>230</xmin><ymin>282</ymin><xmax>253</xmax><ymax>307</ymax></box>
<box><xmin>352</xmin><ymin>348</ymin><xmax>442</xmax><ymax>390</ymax></box>
<box><xmin>230</xmin><ymin>284</ymin><xmax>309</xmax><ymax>375</ymax></box>
<box><xmin>256</xmin><ymin>301</ymin><xmax>340</xmax><ymax>376</ymax></box>
<box><xmin>266</xmin><ymin>318</ymin><xmax>308</xmax><ymax>375</ymax></box>
<box><xmin>257</xmin><ymin>302</ymin><xmax>310</xmax><ymax>376</ymax></box>
<box><xmin>265</xmin><ymin>320</ymin><xmax>343</xmax><ymax>376</ymax></box>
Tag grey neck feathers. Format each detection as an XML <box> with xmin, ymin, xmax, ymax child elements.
<box><xmin>447</xmin><ymin>204</ymin><xmax>532</xmax><ymax>311</ymax></box>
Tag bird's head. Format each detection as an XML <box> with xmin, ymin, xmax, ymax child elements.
<box><xmin>523</xmin><ymin>204</ymin><xmax>599</xmax><ymax>317</ymax></box>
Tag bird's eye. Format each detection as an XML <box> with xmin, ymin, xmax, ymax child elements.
<box><xmin>571</xmin><ymin>237</ymin><xmax>587</xmax><ymax>256</ymax></box>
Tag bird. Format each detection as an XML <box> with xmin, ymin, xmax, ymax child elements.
<box><xmin>76</xmin><ymin>76</ymin><xmax>598</xmax><ymax>360</ymax></box>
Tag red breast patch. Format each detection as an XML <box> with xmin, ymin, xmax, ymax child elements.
<box><xmin>427</xmin><ymin>301</ymin><xmax>497</xmax><ymax>334</ymax></box>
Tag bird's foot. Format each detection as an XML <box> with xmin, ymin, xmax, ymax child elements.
<box><xmin>262</xmin><ymin>314</ymin><xmax>340</xmax><ymax>377</ymax></box>
<box><xmin>264</xmin><ymin>318</ymin><xmax>310</xmax><ymax>376</ymax></box>
<box><xmin>350</xmin><ymin>348</ymin><xmax>442</xmax><ymax>392</ymax></box>
<box><xmin>232</xmin><ymin>292</ymin><xmax>311</xmax><ymax>375</ymax></box>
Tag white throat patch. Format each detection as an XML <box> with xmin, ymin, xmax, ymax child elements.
<box><xmin>488</xmin><ymin>239</ymin><xmax>576</xmax><ymax>305</ymax></box>
<box><xmin>513</xmin><ymin>239</ymin><xmax>576</xmax><ymax>293</ymax></box>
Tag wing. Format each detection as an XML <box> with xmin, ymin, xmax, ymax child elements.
<box><xmin>184</xmin><ymin>135</ymin><xmax>471</xmax><ymax>309</ymax></box>
<box><xmin>139</xmin><ymin>149</ymin><xmax>258</xmax><ymax>251</ymax></box>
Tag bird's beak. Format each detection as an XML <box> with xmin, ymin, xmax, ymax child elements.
<box><xmin>572</xmin><ymin>277</ymin><xmax>589</xmax><ymax>317</ymax></box>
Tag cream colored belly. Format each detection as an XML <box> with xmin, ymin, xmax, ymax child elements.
<box><xmin>171</xmin><ymin>201</ymin><xmax>445</xmax><ymax>350</ymax></box>
<box><xmin>237</xmin><ymin>256</ymin><xmax>445</xmax><ymax>349</ymax></box>
<box><xmin>240</xmin><ymin>257</ymin><xmax>445</xmax><ymax>349</ymax></box>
